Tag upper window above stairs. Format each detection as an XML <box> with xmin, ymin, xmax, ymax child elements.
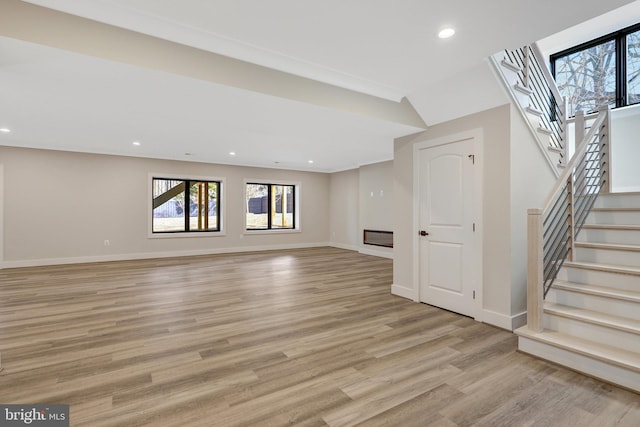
<box><xmin>551</xmin><ymin>22</ymin><xmax>640</xmax><ymax>116</ymax></box>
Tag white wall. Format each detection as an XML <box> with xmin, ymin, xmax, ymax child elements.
<box><xmin>359</xmin><ymin>161</ymin><xmax>394</xmax><ymax>258</ymax></box>
<box><xmin>611</xmin><ymin>104</ymin><xmax>640</xmax><ymax>192</ymax></box>
<box><xmin>329</xmin><ymin>168</ymin><xmax>359</xmax><ymax>250</ymax></box>
<box><xmin>0</xmin><ymin>146</ymin><xmax>330</xmax><ymax>267</ymax></box>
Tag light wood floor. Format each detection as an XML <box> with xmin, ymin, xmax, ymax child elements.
<box><xmin>0</xmin><ymin>247</ymin><xmax>638</xmax><ymax>426</ymax></box>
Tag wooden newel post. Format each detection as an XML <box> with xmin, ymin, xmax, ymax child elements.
<box><xmin>527</xmin><ymin>208</ymin><xmax>544</xmax><ymax>332</ymax></box>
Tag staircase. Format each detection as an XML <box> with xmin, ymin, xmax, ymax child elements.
<box><xmin>492</xmin><ymin>45</ymin><xmax>567</xmax><ymax>176</ymax></box>
<box><xmin>517</xmin><ymin>191</ymin><xmax>640</xmax><ymax>393</ymax></box>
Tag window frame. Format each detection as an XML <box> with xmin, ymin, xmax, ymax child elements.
<box><xmin>148</xmin><ymin>173</ymin><xmax>225</xmax><ymax>238</ymax></box>
<box><xmin>551</xmin><ymin>21</ymin><xmax>640</xmax><ymax>115</ymax></box>
<box><xmin>244</xmin><ymin>179</ymin><xmax>300</xmax><ymax>234</ymax></box>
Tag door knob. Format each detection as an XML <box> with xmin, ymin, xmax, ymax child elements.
<box><xmin>419</xmin><ymin>230</ymin><xmax>429</xmax><ymax>236</ymax></box>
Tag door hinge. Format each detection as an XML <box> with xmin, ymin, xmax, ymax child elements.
<box><xmin>473</xmin><ymin>223</ymin><xmax>476</xmax><ymax>232</ymax></box>
<box><xmin>473</xmin><ymin>290</ymin><xmax>476</xmax><ymax>300</ymax></box>
<box><xmin>468</xmin><ymin>154</ymin><xmax>475</xmax><ymax>164</ymax></box>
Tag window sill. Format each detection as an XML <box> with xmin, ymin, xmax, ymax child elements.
<box><xmin>244</xmin><ymin>229</ymin><xmax>301</xmax><ymax>236</ymax></box>
<box><xmin>148</xmin><ymin>231</ymin><xmax>227</xmax><ymax>239</ymax></box>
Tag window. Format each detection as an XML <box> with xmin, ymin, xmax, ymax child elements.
<box><xmin>152</xmin><ymin>177</ymin><xmax>221</xmax><ymax>233</ymax></box>
<box><xmin>246</xmin><ymin>182</ymin><xmax>296</xmax><ymax>230</ymax></box>
<box><xmin>552</xmin><ymin>22</ymin><xmax>640</xmax><ymax>116</ymax></box>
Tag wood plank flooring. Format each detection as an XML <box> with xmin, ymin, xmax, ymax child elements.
<box><xmin>0</xmin><ymin>247</ymin><xmax>638</xmax><ymax>426</ymax></box>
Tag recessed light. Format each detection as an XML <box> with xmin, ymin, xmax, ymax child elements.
<box><xmin>132</xmin><ymin>141</ymin><xmax>141</xmax><ymax>146</ymax></box>
<box><xmin>0</xmin><ymin>128</ymin><xmax>10</xmax><ymax>133</ymax></box>
<box><xmin>438</xmin><ymin>28</ymin><xmax>455</xmax><ymax>39</ymax></box>
<box><xmin>229</xmin><ymin>151</ymin><xmax>236</xmax><ymax>156</ymax></box>
<box><xmin>308</xmin><ymin>160</ymin><xmax>314</xmax><ymax>164</ymax></box>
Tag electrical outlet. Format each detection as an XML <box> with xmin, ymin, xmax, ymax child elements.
<box><xmin>104</xmin><ymin>240</ymin><xmax>110</xmax><ymax>246</ymax></box>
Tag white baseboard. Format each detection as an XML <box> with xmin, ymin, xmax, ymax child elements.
<box><xmin>482</xmin><ymin>309</ymin><xmax>527</xmax><ymax>331</ymax></box>
<box><xmin>328</xmin><ymin>242</ymin><xmax>360</xmax><ymax>252</ymax></box>
<box><xmin>359</xmin><ymin>246</ymin><xmax>393</xmax><ymax>259</ymax></box>
<box><xmin>1</xmin><ymin>242</ymin><xmax>331</xmax><ymax>269</ymax></box>
<box><xmin>391</xmin><ymin>284</ymin><xmax>417</xmax><ymax>301</ymax></box>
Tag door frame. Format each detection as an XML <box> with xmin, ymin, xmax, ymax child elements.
<box><xmin>412</xmin><ymin>129</ymin><xmax>483</xmax><ymax>320</ymax></box>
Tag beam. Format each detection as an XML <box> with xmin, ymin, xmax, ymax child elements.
<box><xmin>0</xmin><ymin>0</ymin><xmax>427</xmax><ymax>129</ymax></box>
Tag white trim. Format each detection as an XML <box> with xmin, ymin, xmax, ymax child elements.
<box><xmin>148</xmin><ymin>172</ymin><xmax>226</xmax><ymax>238</ymax></box>
<box><xmin>148</xmin><ymin>231</ymin><xmax>227</xmax><ymax>239</ymax></box>
<box><xmin>1</xmin><ymin>242</ymin><xmax>331</xmax><ymax>269</ymax></box>
<box><xmin>482</xmin><ymin>309</ymin><xmax>527</xmax><ymax>331</ymax></box>
<box><xmin>412</xmin><ymin>129</ymin><xmax>484</xmax><ymax>320</ymax></box>
<box><xmin>244</xmin><ymin>229</ymin><xmax>301</xmax><ymax>236</ymax></box>
<box><xmin>329</xmin><ymin>242</ymin><xmax>360</xmax><ymax>252</ymax></box>
<box><xmin>391</xmin><ymin>284</ymin><xmax>417</xmax><ymax>300</ymax></box>
<box><xmin>358</xmin><ymin>246</ymin><xmax>393</xmax><ymax>259</ymax></box>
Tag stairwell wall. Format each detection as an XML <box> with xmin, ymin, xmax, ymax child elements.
<box><xmin>509</xmin><ymin>104</ymin><xmax>557</xmax><ymax>326</ymax></box>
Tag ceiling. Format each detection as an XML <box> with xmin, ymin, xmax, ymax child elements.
<box><xmin>0</xmin><ymin>0</ymin><xmax>637</xmax><ymax>172</ymax></box>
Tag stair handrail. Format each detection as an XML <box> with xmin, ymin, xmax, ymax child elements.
<box><xmin>526</xmin><ymin>106</ymin><xmax>610</xmax><ymax>332</ymax></box>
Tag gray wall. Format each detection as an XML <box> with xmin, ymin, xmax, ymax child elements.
<box><xmin>1</xmin><ymin>146</ymin><xmax>330</xmax><ymax>267</ymax></box>
<box><xmin>329</xmin><ymin>161</ymin><xmax>394</xmax><ymax>257</ymax></box>
<box><xmin>329</xmin><ymin>168</ymin><xmax>360</xmax><ymax>250</ymax></box>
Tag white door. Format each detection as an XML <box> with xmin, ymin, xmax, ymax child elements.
<box><xmin>418</xmin><ymin>138</ymin><xmax>475</xmax><ymax>317</ymax></box>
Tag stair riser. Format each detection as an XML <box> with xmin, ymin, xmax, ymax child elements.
<box><xmin>593</xmin><ymin>193</ymin><xmax>640</xmax><ymax>209</ymax></box>
<box><xmin>518</xmin><ymin>336</ymin><xmax>640</xmax><ymax>393</ymax></box>
<box><xmin>586</xmin><ymin>211</ymin><xmax>640</xmax><ymax>225</ymax></box>
<box><xmin>546</xmin><ymin>288</ymin><xmax>640</xmax><ymax>321</ymax></box>
<box><xmin>512</xmin><ymin>89</ymin><xmax>531</xmax><ymax>108</ymax></box>
<box><xmin>544</xmin><ymin>314</ymin><xmax>640</xmax><ymax>353</ymax></box>
<box><xmin>577</xmin><ymin>228</ymin><xmax>640</xmax><ymax>245</ymax></box>
<box><xmin>556</xmin><ymin>267</ymin><xmax>639</xmax><ymax>292</ymax></box>
<box><xmin>498</xmin><ymin>60</ymin><xmax>520</xmax><ymax>88</ymax></box>
<box><xmin>574</xmin><ymin>247</ymin><xmax>640</xmax><ymax>267</ymax></box>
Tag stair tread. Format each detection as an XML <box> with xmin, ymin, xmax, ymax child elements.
<box><xmin>514</xmin><ymin>82</ymin><xmax>533</xmax><ymax>95</ymax></box>
<box><xmin>501</xmin><ymin>59</ymin><xmax>521</xmax><ymax>73</ymax></box>
<box><xmin>544</xmin><ymin>302</ymin><xmax>640</xmax><ymax>334</ymax></box>
<box><xmin>574</xmin><ymin>241</ymin><xmax>640</xmax><ymax>252</ymax></box>
<box><xmin>547</xmin><ymin>146</ymin><xmax>563</xmax><ymax>153</ymax></box>
<box><xmin>552</xmin><ymin>280</ymin><xmax>640</xmax><ymax>303</ymax></box>
<box><xmin>537</xmin><ymin>126</ymin><xmax>553</xmax><ymax>135</ymax></box>
<box><xmin>563</xmin><ymin>260</ymin><xmax>640</xmax><ymax>275</ymax></box>
<box><xmin>582</xmin><ymin>223</ymin><xmax>640</xmax><ymax>230</ymax></box>
<box><xmin>526</xmin><ymin>105</ymin><xmax>543</xmax><ymax>116</ymax></box>
<box><xmin>516</xmin><ymin>327</ymin><xmax>640</xmax><ymax>372</ymax></box>
<box><xmin>591</xmin><ymin>207</ymin><xmax>640</xmax><ymax>212</ymax></box>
